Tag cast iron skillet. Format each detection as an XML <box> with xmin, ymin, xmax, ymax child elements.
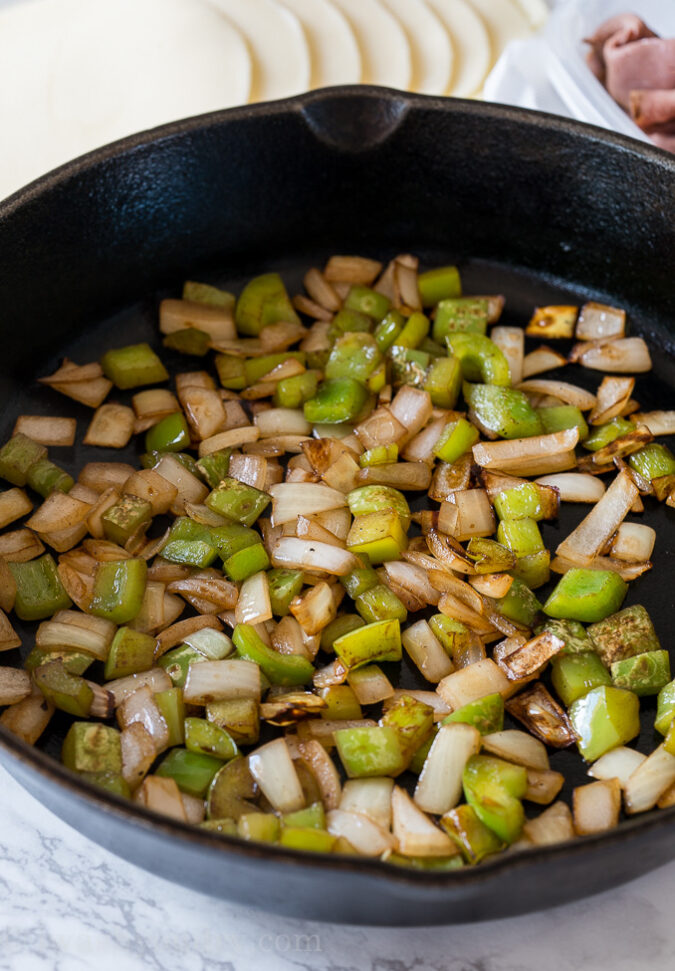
<box><xmin>0</xmin><ymin>88</ymin><xmax>675</xmax><ymax>926</ymax></box>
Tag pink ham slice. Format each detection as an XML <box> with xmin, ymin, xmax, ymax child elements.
<box><xmin>604</xmin><ymin>37</ymin><xmax>675</xmax><ymax>110</ymax></box>
<box><xmin>585</xmin><ymin>14</ymin><xmax>657</xmax><ymax>83</ymax></box>
<box><xmin>630</xmin><ymin>88</ymin><xmax>675</xmax><ymax>132</ymax></box>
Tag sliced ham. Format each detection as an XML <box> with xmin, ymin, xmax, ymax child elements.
<box><xmin>604</xmin><ymin>37</ymin><xmax>675</xmax><ymax>110</ymax></box>
<box><xmin>630</xmin><ymin>89</ymin><xmax>675</xmax><ymax>132</ymax></box>
<box><xmin>585</xmin><ymin>14</ymin><xmax>657</xmax><ymax>83</ymax></box>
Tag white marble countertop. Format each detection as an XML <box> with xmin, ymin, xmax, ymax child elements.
<box><xmin>0</xmin><ymin>762</ymin><xmax>673</xmax><ymax>971</ymax></box>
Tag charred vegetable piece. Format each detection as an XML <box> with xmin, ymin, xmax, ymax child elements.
<box><xmin>539</xmin><ymin>405</ymin><xmax>589</xmax><ymax>441</ymax></box>
<box><xmin>463</xmin><ymin>755</ymin><xmax>527</xmax><ymax>844</ymax></box>
<box><xmin>205</xmin><ymin>477</ymin><xmax>270</xmax><ymax>527</ymax></box>
<box><xmin>610</xmin><ymin>651</ymin><xmax>670</xmax><ymax>696</ymax></box>
<box><xmin>587</xmin><ymin>605</ymin><xmax>660</xmax><ymax>666</ymax></box>
<box><xmin>429</xmin><ymin>615</ymin><xmax>481</xmax><ymax>665</ymax></box>
<box><xmin>34</xmin><ymin>660</ymin><xmax>93</xmax><ymax>717</ymax></box>
<box><xmin>145</xmin><ymin>413</ymin><xmax>191</xmax><ymax>453</ymax></box>
<box><xmin>380</xmin><ymin>694</ymin><xmax>434</xmax><ymax>762</ymax></box>
<box><xmin>536</xmin><ymin>619</ymin><xmax>592</xmax><ymax>655</ymax></box>
<box><xmin>551</xmin><ymin>652</ymin><xmax>611</xmax><ymax>706</ymax></box>
<box><xmin>443</xmin><ymin>694</ymin><xmax>504</xmax><ymax>735</ymax></box>
<box><xmin>161</xmin><ymin>518</ymin><xmax>219</xmax><ymax>568</ymax></box>
<box><xmin>215</xmin><ymin>354</ymin><xmax>246</xmax><ymax>390</ymax></box>
<box><xmin>418</xmin><ymin>265</ymin><xmax>462</xmax><ymax>307</ymax></box>
<box><xmin>157</xmin><ymin>748</ymin><xmax>223</xmax><ymax>798</ymax></box>
<box><xmin>333</xmin><ymin>618</ymin><xmax>402</xmax><ymax>669</ymax></box>
<box><xmin>568</xmin><ymin>686</ymin><xmax>640</xmax><ymax>761</ymax></box>
<box><xmin>24</xmin><ymin>646</ymin><xmax>93</xmax><ymax>677</ymax></box>
<box><xmin>629</xmin><ymin>443</ymin><xmax>675</xmax><ymax>480</ymax></box>
<box><xmin>104</xmin><ymin>627</ymin><xmax>156</xmax><ymax>680</ymax></box>
<box><xmin>158</xmin><ymin>645</ymin><xmax>205</xmax><ymax>688</ymax></box>
<box><xmin>446</xmin><ymin>333</ymin><xmax>510</xmax><ymax>386</ymax></box>
<box><xmin>583</xmin><ymin>417</ymin><xmax>633</xmax><ymax>452</ymax></box>
<box><xmin>433</xmin><ymin>298</ymin><xmax>487</xmax><ymax>341</ymax></box>
<box><xmin>506</xmin><ymin>682</ymin><xmax>576</xmax><ymax>748</ymax></box>
<box><xmin>359</xmin><ymin>444</ymin><xmax>399</xmax><ymax>468</ymax></box>
<box><xmin>62</xmin><ymin>722</ymin><xmax>122</xmax><ymax>774</ymax></box>
<box><xmin>389</xmin><ymin>346</ymin><xmax>430</xmax><ymax>389</ymax></box>
<box><xmin>9</xmin><ymin>554</ymin><xmax>72</xmax><ymax>621</ymax></box>
<box><xmin>163</xmin><ymin>328</ymin><xmax>210</xmax><ymax>357</ymax></box>
<box><xmin>543</xmin><ymin>570</ymin><xmax>627</xmax><ymax>624</ymax></box>
<box><xmin>303</xmin><ymin>378</ymin><xmax>370</xmax><ymax>424</ymax></box>
<box><xmin>526</xmin><ymin>305</ymin><xmax>577</xmax><ymax>338</ymax></box>
<box><xmin>496</xmin><ymin>578</ymin><xmax>542</xmax><ymax>628</ymax></box>
<box><xmin>0</xmin><ymin>434</ymin><xmax>47</xmax><ymax>486</ymax></box>
<box><xmin>340</xmin><ymin>563</ymin><xmax>380</xmax><ymax>600</ymax></box>
<box><xmin>268</xmin><ymin>568</ymin><xmax>304</xmax><ymax>616</ymax></box>
<box><xmin>510</xmin><ymin>549</ymin><xmax>550</xmax><ymax>590</ymax></box>
<box><xmin>102</xmin><ymin>495</ymin><xmax>153</xmax><ymax>547</ymax></box>
<box><xmin>101</xmin><ymin>343</ymin><xmax>169</xmax><ymax>389</ymax></box>
<box><xmin>206</xmin><ymin>698</ymin><xmax>259</xmax><ymax>746</ymax></box>
<box><xmin>465</xmin><ymin>385</ymin><xmax>542</xmax><ymax>439</ymax></box>
<box><xmin>346</xmin><ymin>509</ymin><xmax>407</xmax><ymax>563</ymax></box>
<box><xmin>26</xmin><ymin>458</ymin><xmax>74</xmax><ymax>498</ymax></box>
<box><xmin>432</xmin><ymin>418</ymin><xmax>479</xmax><ymax>464</ymax></box>
<box><xmin>334</xmin><ymin>725</ymin><xmax>406</xmax><ymax>778</ymax></box>
<box><xmin>206</xmin><ymin>756</ymin><xmax>259</xmax><ymax>819</ymax></box>
<box><xmin>244</xmin><ymin>352</ymin><xmax>306</xmax><ymax>386</ymax></box>
<box><xmin>89</xmin><ymin>558</ymin><xmax>147</xmax><ymax>624</ymax></box>
<box><xmin>232</xmin><ymin>623</ymin><xmax>314</xmax><ymax>686</ymax></box>
<box><xmin>355</xmin><ymin>583</ymin><xmax>407</xmax><ymax>624</ymax></box>
<box><xmin>235</xmin><ymin>273</ymin><xmax>300</xmax><ymax>336</ymax></box>
<box><xmin>440</xmin><ymin>804</ymin><xmax>506</xmax><ymax>864</ymax></box>
<box><xmin>185</xmin><ymin>717</ymin><xmax>239</xmax><ymax>761</ymax></box>
<box><xmin>465</xmin><ymin>538</ymin><xmax>516</xmax><ymax>574</ymax></box>
<box><xmin>347</xmin><ymin>485</ymin><xmax>411</xmax><ymax>530</ymax></box>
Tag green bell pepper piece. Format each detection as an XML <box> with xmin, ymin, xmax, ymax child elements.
<box><xmin>155</xmin><ymin>688</ymin><xmax>186</xmax><ymax>747</ymax></box>
<box><xmin>205</xmin><ymin>477</ymin><xmax>270</xmax><ymax>527</ymax></box>
<box><xmin>433</xmin><ymin>298</ymin><xmax>487</xmax><ymax>341</ymax></box>
<box><xmin>267</xmin><ymin>568</ymin><xmax>304</xmax><ymax>616</ymax></box>
<box><xmin>335</xmin><ymin>725</ymin><xmax>406</xmax><ymax>777</ymax></box>
<box><xmin>330</xmin><ymin>307</ymin><xmax>373</xmax><ymax>335</ymax></box>
<box><xmin>629</xmin><ymin>443</ymin><xmax>675</xmax><ymax>480</ymax></box>
<box><xmin>359</xmin><ymin>444</ymin><xmax>399</xmax><ymax>468</ymax></box>
<box><xmin>433</xmin><ymin>418</ymin><xmax>479</xmax><ymax>463</ymax></box>
<box><xmin>497</xmin><ymin>518</ymin><xmax>544</xmax><ymax>556</ymax></box>
<box><xmin>206</xmin><ymin>756</ymin><xmax>259</xmax><ymax>820</ymax></box>
<box><xmin>465</xmin><ymin>537</ymin><xmax>517</xmax><ymax>574</ymax></box>
<box><xmin>274</xmin><ymin>370</ymin><xmax>320</xmax><ymax>409</ymax></box>
<box><xmin>89</xmin><ymin>558</ymin><xmax>147</xmax><ymax>624</ymax></box>
<box><xmin>568</xmin><ymin>685</ymin><xmax>640</xmax><ymax>761</ymax></box>
<box><xmin>238</xmin><ymin>812</ymin><xmax>280</xmax><ymax>843</ymax></box>
<box><xmin>496</xmin><ymin>578</ymin><xmax>542</xmax><ymax>628</ymax></box>
<box><xmin>343</xmin><ymin>285</ymin><xmax>390</xmax><ymax>321</ymax></box>
<box><xmin>215</xmin><ymin>353</ymin><xmax>246</xmax><ymax>391</ymax></box>
<box><xmin>380</xmin><ymin>694</ymin><xmax>434</xmax><ymax>761</ymax></box>
<box><xmin>183</xmin><ymin>280</ymin><xmax>235</xmax><ymax>310</ymax></box>
<box><xmin>104</xmin><ymin>627</ymin><xmax>156</xmax><ymax>680</ymax></box>
<box><xmin>320</xmin><ymin>614</ymin><xmax>365</xmax><ymax>652</ymax></box>
<box><xmin>206</xmin><ymin>698</ymin><xmax>260</xmax><ymax>746</ymax></box>
<box><xmin>158</xmin><ymin>645</ymin><xmax>205</xmax><ymax>688</ymax></box>
<box><xmin>464</xmin><ymin>384</ymin><xmax>542</xmax><ymax>438</ymax></box>
<box><xmin>539</xmin><ymin>405</ymin><xmax>589</xmax><ymax>440</ymax></box>
<box><xmin>243</xmin><ymin>352</ymin><xmax>306</xmax><ymax>386</ymax></box>
<box><xmin>195</xmin><ymin>449</ymin><xmax>231</xmax><ymax>489</ymax></box>
<box><xmin>463</xmin><ymin>755</ymin><xmax>527</xmax><ymax>844</ymax></box>
<box><xmin>418</xmin><ymin>265</ymin><xmax>462</xmax><ymax>307</ymax></box>
<box><xmin>232</xmin><ymin>623</ymin><xmax>314</xmax><ymax>685</ymax></box>
<box><xmin>493</xmin><ymin>482</ymin><xmax>552</xmax><ymax>521</ymax></box>
<box><xmin>346</xmin><ymin>509</ymin><xmax>408</xmax><ymax>563</ymax></box>
<box><xmin>447</xmin><ymin>332</ymin><xmax>510</xmax><ymax>386</ymax></box>
<box><xmin>408</xmin><ymin>729</ymin><xmax>437</xmax><ymax>775</ymax></box>
<box><xmin>303</xmin><ymin>378</ymin><xmax>370</xmax><ymax>424</ymax></box>
<box><xmin>440</xmin><ymin>803</ymin><xmax>506</xmax><ymax>864</ymax></box>
<box><xmin>386</xmin><ymin>853</ymin><xmax>463</xmax><ymax>871</ymax></box>
<box><xmin>347</xmin><ymin>485</ymin><xmax>410</xmax><ymax>530</ymax></box>
<box><xmin>157</xmin><ymin>748</ymin><xmax>222</xmax><ymax>798</ymax></box>
<box><xmin>223</xmin><ymin>543</ymin><xmax>270</xmax><ymax>581</ymax></box>
<box><xmin>355</xmin><ymin>583</ymin><xmax>407</xmax><ymax>624</ymax></box>
<box><xmin>200</xmin><ymin>818</ymin><xmax>238</xmax><ymax>836</ymax></box>
<box><xmin>185</xmin><ymin>716</ymin><xmax>239</xmax><ymax>761</ymax></box>
<box><xmin>62</xmin><ymin>722</ymin><xmax>122</xmax><ymax>774</ymax></box>
<box><xmin>424</xmin><ymin>356</ymin><xmax>462</xmax><ymax>408</ymax></box>
<box><xmin>543</xmin><ymin>569</ymin><xmax>627</xmax><ymax>623</ymax></box>
<box><xmin>279</xmin><ymin>827</ymin><xmax>337</xmax><ymax>853</ymax></box>
<box><xmin>24</xmin><ymin>646</ymin><xmax>93</xmax><ymax>677</ymax></box>
<box><xmin>26</xmin><ymin>458</ymin><xmax>74</xmax><ymax>498</ymax></box>
<box><xmin>510</xmin><ymin>549</ymin><xmax>551</xmax><ymax>590</ymax></box>
<box><xmin>283</xmin><ymin>801</ymin><xmax>326</xmax><ymax>829</ymax></box>
<box><xmin>235</xmin><ymin>272</ymin><xmax>300</xmax><ymax>336</ymax></box>
<box><xmin>145</xmin><ymin>412</ymin><xmax>191</xmax><ymax>453</ymax></box>
<box><xmin>318</xmin><ymin>684</ymin><xmax>363</xmax><ymax>720</ymax></box>
<box><xmin>339</xmin><ymin>563</ymin><xmax>379</xmax><ymax>600</ymax></box>
<box><xmin>655</xmin><ymin>681</ymin><xmax>675</xmax><ymax>736</ymax></box>
<box><xmin>428</xmin><ymin>614</ymin><xmax>474</xmax><ymax>658</ymax></box>
<box><xmin>536</xmin><ymin>618</ymin><xmax>593</xmax><ymax>654</ymax></box>
<box><xmin>443</xmin><ymin>693</ymin><xmax>504</xmax><ymax>735</ymax></box>
<box><xmin>393</xmin><ymin>312</ymin><xmax>430</xmax><ymax>349</ymax></box>
<box><xmin>0</xmin><ymin>433</ymin><xmax>47</xmax><ymax>486</ymax></box>
<box><xmin>551</xmin><ymin>652</ymin><xmax>611</xmax><ymax>706</ymax></box>
<box><xmin>333</xmin><ymin>618</ymin><xmax>401</xmax><ymax>669</ymax></box>
<box><xmin>102</xmin><ymin>495</ymin><xmax>153</xmax><ymax>547</ymax></box>
<box><xmin>101</xmin><ymin>343</ymin><xmax>168</xmax><ymax>389</ymax></box>
<box><xmin>34</xmin><ymin>660</ymin><xmax>93</xmax><ymax>717</ymax></box>
<box><xmin>373</xmin><ymin>310</ymin><xmax>405</xmax><ymax>352</ymax></box>
<box><xmin>611</xmin><ymin>650</ymin><xmax>670</xmax><ymax>696</ymax></box>
<box><xmin>583</xmin><ymin>417</ymin><xmax>633</xmax><ymax>452</ymax></box>
<box><xmin>8</xmin><ymin>554</ymin><xmax>71</xmax><ymax>621</ymax></box>
<box><xmin>388</xmin><ymin>346</ymin><xmax>430</xmax><ymax>389</ymax></box>
<box><xmin>325</xmin><ymin>332</ymin><xmax>383</xmax><ymax>384</ymax></box>
<box><xmin>161</xmin><ymin>518</ymin><xmax>219</xmax><ymax>568</ymax></box>
<box><xmin>80</xmin><ymin>771</ymin><xmax>130</xmax><ymax>799</ymax></box>
<box><xmin>163</xmin><ymin>328</ymin><xmax>210</xmax><ymax>357</ymax></box>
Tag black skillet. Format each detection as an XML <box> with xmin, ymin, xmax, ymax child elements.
<box><xmin>0</xmin><ymin>88</ymin><xmax>674</xmax><ymax>926</ymax></box>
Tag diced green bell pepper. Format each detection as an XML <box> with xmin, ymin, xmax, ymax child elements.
<box><xmin>26</xmin><ymin>458</ymin><xmax>74</xmax><ymax>497</ymax></box>
<box><xmin>433</xmin><ymin>418</ymin><xmax>479</xmax><ymax>463</ymax></box>
<box><xmin>433</xmin><ymin>298</ymin><xmax>488</xmax><ymax>341</ymax></box>
<box><xmin>195</xmin><ymin>449</ymin><xmax>231</xmax><ymax>489</ymax></box>
<box><xmin>355</xmin><ymin>583</ymin><xmax>407</xmax><ymax>624</ymax></box>
<box><xmin>346</xmin><ymin>485</ymin><xmax>410</xmax><ymax>530</ymax></box>
<box><xmin>24</xmin><ymin>646</ymin><xmax>93</xmax><ymax>676</ymax></box>
<box><xmin>104</xmin><ymin>627</ymin><xmax>156</xmax><ymax>680</ymax></box>
<box><xmin>279</xmin><ymin>827</ymin><xmax>336</xmax><ymax>853</ymax></box>
<box><xmin>373</xmin><ymin>310</ymin><xmax>405</xmax><ymax>352</ymax></box>
<box><xmin>463</xmin><ymin>755</ymin><xmax>527</xmax><ymax>844</ymax></box>
<box><xmin>496</xmin><ymin>578</ymin><xmax>542</xmax><ymax>628</ymax></box>
<box><xmin>206</xmin><ymin>756</ymin><xmax>259</xmax><ymax>820</ymax></box>
<box><xmin>268</xmin><ymin>568</ymin><xmax>304</xmax><ymax>616</ymax></box>
<box><xmin>157</xmin><ymin>748</ymin><xmax>223</xmax><ymax>798</ymax></box>
<box><xmin>320</xmin><ymin>615</ymin><xmax>365</xmax><ymax>654</ymax></box>
<box><xmin>0</xmin><ymin>434</ymin><xmax>47</xmax><ymax>486</ymax></box>
<box><xmin>223</xmin><ymin>543</ymin><xmax>270</xmax><ymax>581</ymax></box>
<box><xmin>145</xmin><ymin>412</ymin><xmax>191</xmax><ymax>453</ymax></box>
<box><xmin>62</xmin><ymin>722</ymin><xmax>122</xmax><ymax>774</ymax></box>
<box><xmin>539</xmin><ymin>405</ymin><xmax>589</xmax><ymax>440</ymax></box>
<box><xmin>610</xmin><ymin>650</ymin><xmax>670</xmax><ymax>696</ymax></box>
<box><xmin>206</xmin><ymin>698</ymin><xmax>260</xmax><ymax>746</ymax></box>
<box><xmin>343</xmin><ymin>285</ymin><xmax>390</xmax><ymax>321</ymax></box>
<box><xmin>346</xmin><ymin>509</ymin><xmax>408</xmax><ymax>563</ymax></box>
<box><xmin>393</xmin><ymin>312</ymin><xmax>430</xmax><ymax>349</ymax></box>
<box><xmin>8</xmin><ymin>554</ymin><xmax>72</xmax><ymax>621</ymax></box>
<box><xmin>101</xmin><ymin>343</ymin><xmax>169</xmax><ymax>389</ymax></box>
<box><xmin>424</xmin><ymin>356</ymin><xmax>462</xmax><ymax>408</ymax></box>
<box><xmin>388</xmin><ymin>346</ymin><xmax>430</xmax><ymax>389</ymax></box>
<box><xmin>158</xmin><ymin>645</ymin><xmax>205</xmax><ymax>688</ymax></box>
<box><xmin>283</xmin><ymin>801</ymin><xmax>326</xmax><ymax>830</ymax></box>
<box><xmin>155</xmin><ymin>688</ymin><xmax>186</xmax><ymax>747</ymax></box>
<box><xmin>447</xmin><ymin>332</ymin><xmax>510</xmax><ymax>386</ymax></box>
<box><xmin>205</xmin><ymin>477</ymin><xmax>270</xmax><ymax>527</ymax></box>
<box><xmin>443</xmin><ymin>693</ymin><xmax>504</xmax><ymax>735</ymax></box>
<box><xmin>303</xmin><ymin>378</ymin><xmax>370</xmax><ymax>424</ymax></box>
<box><xmin>583</xmin><ymin>417</ymin><xmax>633</xmax><ymax>452</ymax></box>
<box><xmin>339</xmin><ymin>563</ymin><xmax>380</xmax><ymax>600</ymax></box>
<box><xmin>319</xmin><ymin>684</ymin><xmax>363</xmax><ymax>720</ymax></box>
<box><xmin>494</xmin><ymin>482</ymin><xmax>552</xmax><ymax>522</ymax></box>
<box><xmin>235</xmin><ymin>273</ymin><xmax>300</xmax><ymax>336</ymax></box>
<box><xmin>464</xmin><ymin>384</ymin><xmax>542</xmax><ymax>438</ymax></box>
<box><xmin>89</xmin><ymin>558</ymin><xmax>147</xmax><ymax>624</ymax></box>
<box><xmin>163</xmin><ymin>328</ymin><xmax>210</xmax><ymax>357</ymax></box>
<box><xmin>629</xmin><ymin>443</ymin><xmax>675</xmax><ymax>480</ymax></box>
<box><xmin>183</xmin><ymin>281</ymin><xmax>235</xmax><ymax>310</ymax></box>
<box><xmin>568</xmin><ymin>685</ymin><xmax>640</xmax><ymax>761</ymax></box>
<box><xmin>655</xmin><ymin>681</ymin><xmax>675</xmax><ymax>736</ymax></box>
<box><xmin>551</xmin><ymin>652</ymin><xmax>611</xmax><ymax>706</ymax></box>
<box><xmin>359</xmin><ymin>444</ymin><xmax>399</xmax><ymax>468</ymax></box>
<box><xmin>510</xmin><ymin>549</ymin><xmax>551</xmax><ymax>590</ymax></box>
<box><xmin>34</xmin><ymin>660</ymin><xmax>93</xmax><ymax>717</ymax></box>
<box><xmin>465</xmin><ymin>538</ymin><xmax>516</xmax><ymax>574</ymax></box>
<box><xmin>543</xmin><ymin>569</ymin><xmax>627</xmax><ymax>624</ymax></box>
<box><xmin>185</xmin><ymin>716</ymin><xmax>239</xmax><ymax>761</ymax></box>
<box><xmin>418</xmin><ymin>265</ymin><xmax>462</xmax><ymax>307</ymax></box>
<box><xmin>441</xmin><ymin>803</ymin><xmax>506</xmax><ymax>864</ymax></box>
<box><xmin>238</xmin><ymin>812</ymin><xmax>280</xmax><ymax>843</ymax></box>
<box><xmin>215</xmin><ymin>353</ymin><xmax>246</xmax><ymax>390</ymax></box>
<box><xmin>536</xmin><ymin>618</ymin><xmax>592</xmax><ymax>654</ymax></box>
<box><xmin>325</xmin><ymin>333</ymin><xmax>383</xmax><ymax>385</ymax></box>
<box><xmin>232</xmin><ymin>623</ymin><xmax>314</xmax><ymax>686</ymax></box>
<box><xmin>330</xmin><ymin>307</ymin><xmax>373</xmax><ymax>335</ymax></box>
<box><xmin>380</xmin><ymin>694</ymin><xmax>434</xmax><ymax>762</ymax></box>
<box><xmin>333</xmin><ymin>618</ymin><xmax>401</xmax><ymax>669</ymax></box>
<box><xmin>80</xmin><ymin>771</ymin><xmax>130</xmax><ymax>799</ymax></box>
<box><xmin>335</xmin><ymin>725</ymin><xmax>406</xmax><ymax>777</ymax></box>
<box><xmin>102</xmin><ymin>495</ymin><xmax>153</xmax><ymax>547</ymax></box>
<box><xmin>274</xmin><ymin>370</ymin><xmax>320</xmax><ymax>409</ymax></box>
<box><xmin>243</xmin><ymin>352</ymin><xmax>306</xmax><ymax>386</ymax></box>
<box><xmin>497</xmin><ymin>518</ymin><xmax>544</xmax><ymax>556</ymax></box>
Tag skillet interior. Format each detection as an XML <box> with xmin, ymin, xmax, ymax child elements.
<box><xmin>0</xmin><ymin>88</ymin><xmax>674</xmax><ymax>924</ymax></box>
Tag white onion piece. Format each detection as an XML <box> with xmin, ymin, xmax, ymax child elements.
<box><xmin>517</xmin><ymin>379</ymin><xmax>596</xmax><ymax>411</ymax></box>
<box><xmin>482</xmin><ymin>729</ymin><xmax>549</xmax><ymax>771</ymax></box>
<box><xmin>248</xmin><ymin>738</ymin><xmax>305</xmax><ymax>814</ymax></box>
<box><xmin>589</xmin><ymin>376</ymin><xmax>634</xmax><ymax>425</ymax></box>
<box><xmin>271</xmin><ymin>537</ymin><xmax>358</xmax><ymax>575</ymax></box>
<box><xmin>556</xmin><ymin>469</ymin><xmax>639</xmax><ymax>566</ymax></box>
<box><xmin>0</xmin><ymin>667</ymin><xmax>31</xmax><ymax>706</ymax></box>
<box><xmin>384</xmin><ymin>689</ymin><xmax>451</xmax><ymax>722</ymax></box>
<box><xmin>255</xmin><ymin>408</ymin><xmax>311</xmax><ymax>438</ymax></box>
<box><xmin>296</xmin><ymin>738</ymin><xmax>342</xmax><ymax>810</ymax></box>
<box><xmin>135</xmin><ymin>776</ymin><xmax>187</xmax><ymax>822</ymax></box>
<box><xmin>106</xmin><ymin>669</ymin><xmax>172</xmax><ymax>707</ymax></box>
<box><xmin>234</xmin><ymin>571</ymin><xmax>272</xmax><ymax>625</ymax></box>
<box><xmin>522</xmin><ymin>346</ymin><xmax>568</xmax><ymax>378</ymax></box>
<box><xmin>523</xmin><ymin>802</ymin><xmax>574</xmax><ymax>846</ymax></box>
<box><xmin>414</xmin><ymin>723</ymin><xmax>480</xmax><ymax>814</ymax></box>
<box><xmin>391</xmin><ymin>786</ymin><xmax>456</xmax><ymax>857</ymax></box>
<box><xmin>339</xmin><ymin>778</ymin><xmax>394</xmax><ymax>831</ymax></box>
<box><xmin>437</xmin><ymin>658</ymin><xmax>510</xmax><ymax>710</ymax></box>
<box><xmin>388</xmin><ymin>386</ymin><xmax>433</xmax><ymax>441</ymax></box>
<box><xmin>575</xmin><ymin>301</ymin><xmax>626</xmax><ymax>341</ymax></box>
<box><xmin>326</xmin><ymin>808</ymin><xmax>395</xmax><ymax>856</ymax></box>
<box><xmin>624</xmin><ymin>745</ymin><xmax>675</xmax><ymax>814</ymax></box>
<box><xmin>535</xmin><ymin>472</ymin><xmax>605</xmax><ymax>503</ymax></box>
<box><xmin>183</xmin><ymin>659</ymin><xmax>261</xmax><ymax>704</ymax></box>
<box><xmin>491</xmin><ymin>326</ymin><xmax>524</xmax><ymax>386</ymax></box>
<box><xmin>610</xmin><ymin>522</ymin><xmax>656</xmax><ymax>563</ymax></box>
<box><xmin>473</xmin><ymin>427</ymin><xmax>579</xmax><ymax>476</ymax></box>
<box><xmin>588</xmin><ymin>746</ymin><xmax>647</xmax><ymax>787</ymax></box>
<box><xmin>402</xmin><ymin>620</ymin><xmax>455</xmax><ymax>683</ymax></box>
<box><xmin>572</xmin><ymin>779</ymin><xmax>621</xmax><ymax>835</ymax></box>
<box><xmin>269</xmin><ymin>482</ymin><xmax>345</xmax><ymax>525</ymax></box>
<box><xmin>382</xmin><ymin>560</ymin><xmax>440</xmax><ymax>607</ymax></box>
<box><xmin>630</xmin><ymin>411</ymin><xmax>675</xmax><ymax>436</ymax></box>
<box><xmin>573</xmin><ymin>337</ymin><xmax>652</xmax><ymax>373</ymax></box>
